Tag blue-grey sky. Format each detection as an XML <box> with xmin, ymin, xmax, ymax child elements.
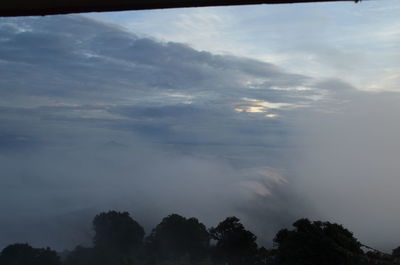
<box><xmin>0</xmin><ymin>0</ymin><xmax>400</xmax><ymax>252</ymax></box>
<box><xmin>86</xmin><ymin>0</ymin><xmax>400</xmax><ymax>92</ymax></box>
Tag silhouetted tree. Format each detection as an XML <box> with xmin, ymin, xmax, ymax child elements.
<box><xmin>273</xmin><ymin>218</ymin><xmax>363</xmax><ymax>265</ymax></box>
<box><xmin>146</xmin><ymin>214</ymin><xmax>210</xmax><ymax>263</ymax></box>
<box><xmin>209</xmin><ymin>216</ymin><xmax>258</xmax><ymax>265</ymax></box>
<box><xmin>365</xmin><ymin>251</ymin><xmax>393</xmax><ymax>265</ymax></box>
<box><xmin>0</xmin><ymin>243</ymin><xmax>62</xmax><ymax>265</ymax></box>
<box><xmin>64</xmin><ymin>246</ymin><xmax>96</xmax><ymax>265</ymax></box>
<box><xmin>93</xmin><ymin>211</ymin><xmax>145</xmax><ymax>254</ymax></box>
<box><xmin>393</xmin><ymin>246</ymin><xmax>400</xmax><ymax>260</ymax></box>
<box><xmin>92</xmin><ymin>211</ymin><xmax>145</xmax><ymax>265</ymax></box>
<box><xmin>256</xmin><ymin>247</ymin><xmax>278</xmax><ymax>265</ymax></box>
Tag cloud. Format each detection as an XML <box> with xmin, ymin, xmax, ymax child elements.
<box><xmin>290</xmin><ymin>87</ymin><xmax>400</xmax><ymax>251</ymax></box>
<box><xmin>3</xmin><ymin>13</ymin><xmax>399</xmax><ymax>253</ymax></box>
<box><xmin>0</xmin><ymin>15</ymin><xmax>319</xmax><ymax>250</ymax></box>
<box><xmin>86</xmin><ymin>0</ymin><xmax>400</xmax><ymax>92</ymax></box>
<box><xmin>74</xmin><ymin>1</ymin><xmax>400</xmax><ymax>252</ymax></box>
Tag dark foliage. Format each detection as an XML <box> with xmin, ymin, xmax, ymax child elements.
<box><xmin>146</xmin><ymin>213</ymin><xmax>210</xmax><ymax>263</ymax></box>
<box><xmin>210</xmin><ymin>216</ymin><xmax>258</xmax><ymax>265</ymax></box>
<box><xmin>91</xmin><ymin>211</ymin><xmax>145</xmax><ymax>265</ymax></box>
<box><xmin>0</xmin><ymin>243</ymin><xmax>62</xmax><ymax>265</ymax></box>
<box><xmin>255</xmin><ymin>247</ymin><xmax>278</xmax><ymax>265</ymax></box>
<box><xmin>273</xmin><ymin>218</ymin><xmax>363</xmax><ymax>265</ymax></box>
<box><xmin>365</xmin><ymin>251</ymin><xmax>393</xmax><ymax>265</ymax></box>
<box><xmin>393</xmin><ymin>246</ymin><xmax>400</xmax><ymax>259</ymax></box>
<box><xmin>64</xmin><ymin>246</ymin><xmax>95</xmax><ymax>265</ymax></box>
<box><xmin>93</xmin><ymin>211</ymin><xmax>145</xmax><ymax>255</ymax></box>
<box><xmin>63</xmin><ymin>211</ymin><xmax>145</xmax><ymax>265</ymax></box>
<box><xmin>3</xmin><ymin>212</ymin><xmax>399</xmax><ymax>265</ymax></box>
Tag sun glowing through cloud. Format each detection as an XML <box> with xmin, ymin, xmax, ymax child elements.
<box><xmin>265</xmin><ymin>114</ymin><xmax>278</xmax><ymax>118</ymax></box>
<box><xmin>246</xmin><ymin>106</ymin><xmax>265</xmax><ymax>113</ymax></box>
<box><xmin>233</xmin><ymin>98</ymin><xmax>291</xmax><ymax>116</ymax></box>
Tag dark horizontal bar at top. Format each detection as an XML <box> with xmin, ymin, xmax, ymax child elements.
<box><xmin>1</xmin><ymin>0</ymin><xmax>361</xmax><ymax>17</ymax></box>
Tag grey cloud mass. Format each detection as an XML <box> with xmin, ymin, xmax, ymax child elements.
<box><xmin>291</xmin><ymin>89</ymin><xmax>400</xmax><ymax>252</ymax></box>
<box><xmin>1</xmin><ymin>14</ymin><xmax>398</xmax><ymax>253</ymax></box>
<box><xmin>0</xmin><ymin>15</ymin><xmax>316</xmax><ymax>250</ymax></box>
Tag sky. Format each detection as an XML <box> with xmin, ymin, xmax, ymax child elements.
<box><xmin>0</xmin><ymin>0</ymin><xmax>400</xmax><ymax>252</ymax></box>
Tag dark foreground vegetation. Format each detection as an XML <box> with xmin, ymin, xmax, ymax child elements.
<box><xmin>1</xmin><ymin>211</ymin><xmax>400</xmax><ymax>265</ymax></box>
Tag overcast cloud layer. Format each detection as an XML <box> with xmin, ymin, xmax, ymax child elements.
<box><xmin>0</xmin><ymin>15</ymin><xmax>318</xmax><ymax>250</ymax></box>
<box><xmin>0</xmin><ymin>12</ymin><xmax>399</xmax><ymax>252</ymax></box>
<box><xmin>86</xmin><ymin>0</ymin><xmax>400</xmax><ymax>92</ymax></box>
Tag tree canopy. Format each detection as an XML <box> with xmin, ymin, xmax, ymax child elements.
<box><xmin>273</xmin><ymin>218</ymin><xmax>363</xmax><ymax>265</ymax></box>
<box><xmin>0</xmin><ymin>243</ymin><xmax>62</xmax><ymax>265</ymax></box>
<box><xmin>146</xmin><ymin>213</ymin><xmax>210</xmax><ymax>262</ymax></box>
<box><xmin>91</xmin><ymin>211</ymin><xmax>145</xmax><ymax>265</ymax></box>
<box><xmin>210</xmin><ymin>216</ymin><xmax>258</xmax><ymax>265</ymax></box>
<box><xmin>2</xmin><ymin>212</ymin><xmax>399</xmax><ymax>265</ymax></box>
<box><xmin>93</xmin><ymin>210</ymin><xmax>145</xmax><ymax>255</ymax></box>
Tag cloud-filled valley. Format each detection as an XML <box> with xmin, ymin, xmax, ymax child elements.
<box><xmin>0</xmin><ymin>13</ymin><xmax>400</xmax><ymax>252</ymax></box>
